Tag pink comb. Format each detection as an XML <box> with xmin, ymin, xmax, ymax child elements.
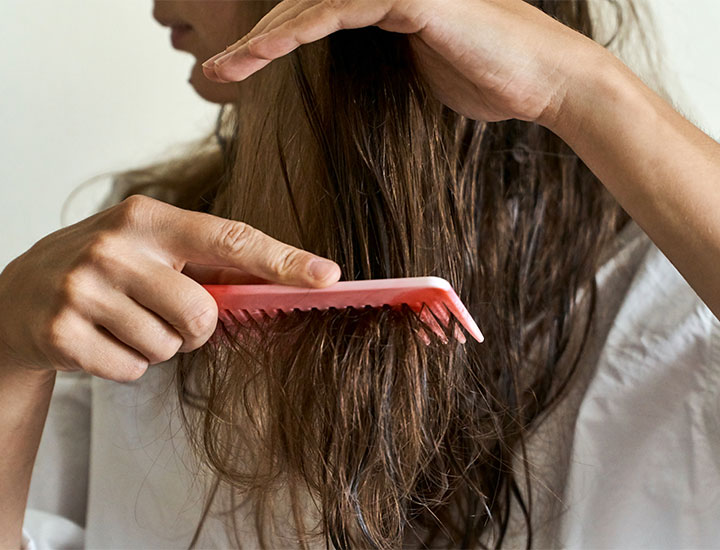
<box><xmin>203</xmin><ymin>276</ymin><xmax>483</xmax><ymax>344</ymax></box>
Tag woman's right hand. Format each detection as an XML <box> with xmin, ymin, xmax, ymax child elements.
<box><xmin>0</xmin><ymin>195</ymin><xmax>341</xmax><ymax>383</ymax></box>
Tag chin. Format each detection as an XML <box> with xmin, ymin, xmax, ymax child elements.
<box><xmin>189</xmin><ymin>62</ymin><xmax>238</xmax><ymax>104</ymax></box>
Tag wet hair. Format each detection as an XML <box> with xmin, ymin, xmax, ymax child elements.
<box><xmin>112</xmin><ymin>1</ymin><xmax>659</xmax><ymax>547</ymax></box>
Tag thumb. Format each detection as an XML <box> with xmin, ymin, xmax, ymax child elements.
<box><xmin>151</xmin><ymin>201</ymin><xmax>341</xmax><ymax>287</ymax></box>
<box><xmin>181</xmin><ymin>263</ymin><xmax>271</xmax><ymax>285</ymax></box>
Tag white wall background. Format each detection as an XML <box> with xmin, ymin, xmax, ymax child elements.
<box><xmin>1</xmin><ymin>0</ymin><xmax>719</xmax><ymax>271</ymax></box>
<box><xmin>0</xmin><ymin>0</ymin><xmax>218</xmax><ymax>270</ymax></box>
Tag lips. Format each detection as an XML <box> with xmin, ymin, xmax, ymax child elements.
<box><xmin>153</xmin><ymin>10</ymin><xmax>194</xmax><ymax>49</ymax></box>
<box><xmin>170</xmin><ymin>23</ymin><xmax>193</xmax><ymax>49</ymax></box>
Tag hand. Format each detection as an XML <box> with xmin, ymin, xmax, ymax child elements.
<box><xmin>201</xmin><ymin>0</ymin><xmax>600</xmax><ymax>125</ymax></box>
<box><xmin>0</xmin><ymin>195</ymin><xmax>341</xmax><ymax>382</ymax></box>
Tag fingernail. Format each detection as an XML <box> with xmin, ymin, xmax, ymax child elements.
<box><xmin>202</xmin><ymin>50</ymin><xmax>229</xmax><ymax>68</ymax></box>
<box><xmin>308</xmin><ymin>260</ymin><xmax>340</xmax><ymax>282</ymax></box>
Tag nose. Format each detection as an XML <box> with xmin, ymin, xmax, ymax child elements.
<box><xmin>152</xmin><ymin>2</ymin><xmax>165</xmax><ymax>26</ymax></box>
<box><xmin>152</xmin><ymin>1</ymin><xmax>180</xmax><ymax>28</ymax></box>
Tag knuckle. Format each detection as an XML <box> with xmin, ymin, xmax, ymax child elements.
<box><xmin>86</xmin><ymin>355</ymin><xmax>148</xmax><ymax>383</ymax></box>
<box><xmin>121</xmin><ymin>360</ymin><xmax>149</xmax><ymax>382</ymax></box>
<box><xmin>112</xmin><ymin>194</ymin><xmax>154</xmax><ymax>229</ymax></box>
<box><xmin>82</xmin><ymin>232</ymin><xmax>118</xmax><ymax>267</ymax></box>
<box><xmin>57</xmin><ymin>269</ymin><xmax>91</xmax><ymax>308</ymax></box>
<box><xmin>44</xmin><ymin>318</ymin><xmax>65</xmax><ymax>352</ymax></box>
<box><xmin>245</xmin><ymin>37</ymin><xmax>267</xmax><ymax>59</ymax></box>
<box><xmin>179</xmin><ymin>304</ymin><xmax>218</xmax><ymax>341</ymax></box>
<box><xmin>217</xmin><ymin>221</ymin><xmax>253</xmax><ymax>256</ymax></box>
<box><xmin>324</xmin><ymin>0</ymin><xmax>350</xmax><ymax>10</ymax></box>
<box><xmin>321</xmin><ymin>0</ymin><xmax>352</xmax><ymax>19</ymax></box>
<box><xmin>42</xmin><ymin>312</ymin><xmax>75</xmax><ymax>360</ymax></box>
<box><xmin>147</xmin><ymin>337</ymin><xmax>183</xmax><ymax>365</ymax></box>
<box><xmin>94</xmin><ymin>361</ymin><xmax>148</xmax><ymax>383</ymax></box>
<box><xmin>273</xmin><ymin>249</ymin><xmax>306</xmax><ymax>278</ymax></box>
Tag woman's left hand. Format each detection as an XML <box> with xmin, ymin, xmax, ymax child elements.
<box><xmin>201</xmin><ymin>0</ymin><xmax>602</xmax><ymax>127</ymax></box>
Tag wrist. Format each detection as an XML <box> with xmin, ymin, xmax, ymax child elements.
<box><xmin>537</xmin><ymin>42</ymin><xmax>643</xmax><ymax>142</ymax></box>
<box><xmin>0</xmin><ymin>355</ymin><xmax>56</xmax><ymax>550</ymax></box>
<box><xmin>0</xmin><ymin>358</ymin><xmax>56</xmax><ymax>391</ymax></box>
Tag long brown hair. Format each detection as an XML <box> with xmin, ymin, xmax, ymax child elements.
<box><xmin>114</xmin><ymin>1</ymin><xmax>659</xmax><ymax>547</ymax></box>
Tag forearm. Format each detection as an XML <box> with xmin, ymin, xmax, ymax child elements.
<box><xmin>0</xmin><ymin>363</ymin><xmax>56</xmax><ymax>549</ymax></box>
<box><xmin>549</xmin><ymin>46</ymin><xmax>720</xmax><ymax>318</ymax></box>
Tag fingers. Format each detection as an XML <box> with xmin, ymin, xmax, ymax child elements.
<box><xmin>9</xmin><ymin>194</ymin><xmax>339</xmax><ymax>380</ymax></box>
<box><xmin>83</xmin><ymin>325</ymin><xmax>149</xmax><ymax>383</ymax></box>
<box><xmin>123</xmin><ymin>263</ymin><xmax>219</xmax><ymax>353</ymax></box>
<box><xmin>108</xmin><ymin>195</ymin><xmax>340</xmax><ymax>288</ymax></box>
<box><xmin>92</xmin><ymin>294</ymin><xmax>184</xmax><ymax>365</ymax></box>
<box><xmin>77</xmin><ymin>195</ymin><xmax>342</xmax><ymax>366</ymax></box>
<box><xmin>202</xmin><ymin>0</ymin><xmax>396</xmax><ymax>83</ymax></box>
<box><xmin>44</xmin><ymin>311</ymin><xmax>150</xmax><ymax>383</ymax></box>
<box><xmin>152</xmin><ymin>199</ymin><xmax>341</xmax><ymax>288</ymax></box>
<box><xmin>201</xmin><ymin>0</ymin><xmax>317</xmax><ymax>78</ymax></box>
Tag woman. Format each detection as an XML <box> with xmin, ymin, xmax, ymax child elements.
<box><xmin>3</xmin><ymin>0</ymin><xmax>720</xmax><ymax>548</ymax></box>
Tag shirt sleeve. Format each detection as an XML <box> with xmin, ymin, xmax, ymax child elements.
<box><xmin>21</xmin><ymin>510</ymin><xmax>84</xmax><ymax>550</ymax></box>
<box><xmin>21</xmin><ymin>529</ymin><xmax>33</xmax><ymax>550</ymax></box>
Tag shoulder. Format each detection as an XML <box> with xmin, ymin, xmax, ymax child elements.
<box><xmin>596</xmin><ymin>219</ymin><xmax>717</xmax><ymax>373</ymax></box>
<box><xmin>564</xmin><ymin>228</ymin><xmax>720</xmax><ymax>547</ymax></box>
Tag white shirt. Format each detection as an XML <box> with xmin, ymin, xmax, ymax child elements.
<box><xmin>21</xmin><ymin>220</ymin><xmax>720</xmax><ymax>549</ymax></box>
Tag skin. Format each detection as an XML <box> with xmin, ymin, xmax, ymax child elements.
<box><xmin>5</xmin><ymin>0</ymin><xmax>720</xmax><ymax>546</ymax></box>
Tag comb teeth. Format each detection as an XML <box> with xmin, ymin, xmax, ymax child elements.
<box><xmin>205</xmin><ymin>277</ymin><xmax>484</xmax><ymax>344</ymax></box>
<box><xmin>263</xmin><ymin>308</ymin><xmax>279</xmax><ymax>320</ymax></box>
<box><xmin>419</xmin><ymin>301</ymin><xmax>467</xmax><ymax>344</ymax></box>
<box><xmin>417</xmin><ymin>304</ymin><xmax>445</xmax><ymax>345</ymax></box>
